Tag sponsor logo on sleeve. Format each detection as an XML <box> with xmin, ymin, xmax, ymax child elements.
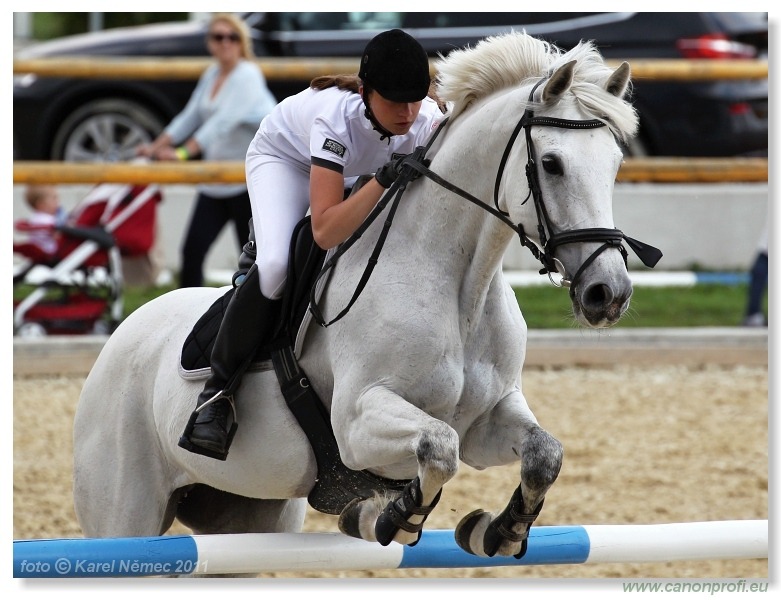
<box><xmin>322</xmin><ymin>138</ymin><xmax>346</xmax><ymax>158</ymax></box>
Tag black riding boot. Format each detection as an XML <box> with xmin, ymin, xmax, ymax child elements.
<box><xmin>178</xmin><ymin>262</ymin><xmax>277</xmax><ymax>460</ymax></box>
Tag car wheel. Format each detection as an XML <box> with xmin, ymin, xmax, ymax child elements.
<box><xmin>51</xmin><ymin>98</ymin><xmax>165</xmax><ymax>162</ymax></box>
<box><xmin>91</xmin><ymin>320</ymin><xmax>113</xmax><ymax>335</ymax></box>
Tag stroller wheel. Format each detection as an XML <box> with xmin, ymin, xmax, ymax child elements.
<box><xmin>17</xmin><ymin>322</ymin><xmax>48</xmax><ymax>338</ymax></box>
<box><xmin>92</xmin><ymin>320</ymin><xmax>112</xmax><ymax>335</ymax></box>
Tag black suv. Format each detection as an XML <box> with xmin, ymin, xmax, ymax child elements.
<box><xmin>13</xmin><ymin>12</ymin><xmax>768</xmax><ymax>161</ymax></box>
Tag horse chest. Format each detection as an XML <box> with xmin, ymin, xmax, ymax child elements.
<box><xmin>395</xmin><ymin>339</ymin><xmax>516</xmax><ymax>427</ymax></box>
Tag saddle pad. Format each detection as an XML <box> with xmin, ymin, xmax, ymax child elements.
<box><xmin>179</xmin><ymin>287</ymin><xmax>233</xmax><ymax>376</ymax></box>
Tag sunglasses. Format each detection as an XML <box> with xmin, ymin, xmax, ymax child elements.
<box><xmin>208</xmin><ymin>32</ymin><xmax>240</xmax><ymax>43</ymax></box>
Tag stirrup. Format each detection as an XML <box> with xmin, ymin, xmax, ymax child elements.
<box><xmin>177</xmin><ymin>392</ymin><xmax>238</xmax><ymax>461</ymax></box>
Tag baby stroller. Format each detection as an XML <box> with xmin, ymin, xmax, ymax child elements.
<box><xmin>13</xmin><ymin>182</ymin><xmax>162</xmax><ymax>337</ymax></box>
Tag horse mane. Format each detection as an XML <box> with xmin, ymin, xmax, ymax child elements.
<box><xmin>434</xmin><ymin>31</ymin><xmax>638</xmax><ymax>142</ymax></box>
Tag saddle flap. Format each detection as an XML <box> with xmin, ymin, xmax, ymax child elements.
<box><xmin>179</xmin><ymin>216</ymin><xmax>329</xmax><ymax>375</ymax></box>
<box><xmin>180</xmin><ymin>287</ymin><xmax>233</xmax><ymax>373</ymax></box>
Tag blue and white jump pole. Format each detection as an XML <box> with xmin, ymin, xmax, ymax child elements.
<box><xmin>14</xmin><ymin>520</ymin><xmax>767</xmax><ymax>577</ymax></box>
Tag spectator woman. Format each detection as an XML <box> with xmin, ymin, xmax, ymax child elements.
<box><xmin>137</xmin><ymin>13</ymin><xmax>277</xmax><ymax>287</ymax></box>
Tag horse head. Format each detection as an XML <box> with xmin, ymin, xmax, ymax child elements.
<box><xmin>495</xmin><ymin>49</ymin><xmax>639</xmax><ymax>327</ymax></box>
<box><xmin>521</xmin><ymin>58</ymin><xmax>634</xmax><ymax>327</ymax></box>
<box><xmin>435</xmin><ymin>33</ymin><xmax>659</xmax><ymax>328</ymax></box>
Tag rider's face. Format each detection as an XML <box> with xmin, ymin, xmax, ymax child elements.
<box><xmin>364</xmin><ymin>89</ymin><xmax>422</xmax><ymax>136</ymax></box>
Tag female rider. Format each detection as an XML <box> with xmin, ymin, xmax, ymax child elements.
<box><xmin>179</xmin><ymin>29</ymin><xmax>445</xmax><ymax>460</ymax></box>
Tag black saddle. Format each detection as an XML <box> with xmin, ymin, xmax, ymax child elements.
<box><xmin>180</xmin><ymin>216</ymin><xmax>324</xmax><ymax>372</ymax></box>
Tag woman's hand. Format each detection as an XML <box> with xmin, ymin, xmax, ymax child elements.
<box><xmin>134</xmin><ymin>144</ymin><xmax>181</xmax><ymax>161</ymax></box>
<box><xmin>153</xmin><ymin>146</ymin><xmax>181</xmax><ymax>161</ymax></box>
<box><xmin>135</xmin><ymin>143</ymin><xmax>154</xmax><ymax>158</ymax></box>
<box><xmin>135</xmin><ymin>133</ymin><xmax>176</xmax><ymax>161</ymax></box>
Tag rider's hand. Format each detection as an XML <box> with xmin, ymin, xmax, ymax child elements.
<box><xmin>375</xmin><ymin>153</ymin><xmax>429</xmax><ymax>189</ymax></box>
<box><xmin>374</xmin><ymin>156</ymin><xmax>406</xmax><ymax>189</ymax></box>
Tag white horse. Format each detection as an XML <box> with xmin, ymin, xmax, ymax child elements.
<box><xmin>73</xmin><ymin>32</ymin><xmax>655</xmax><ymax>563</ymax></box>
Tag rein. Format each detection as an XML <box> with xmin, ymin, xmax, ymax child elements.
<box><xmin>309</xmin><ymin>125</ymin><xmax>447</xmax><ymax>328</ymax></box>
<box><xmin>310</xmin><ymin>78</ymin><xmax>662</xmax><ymax>327</ymax></box>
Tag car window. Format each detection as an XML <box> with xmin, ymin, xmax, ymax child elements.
<box><xmin>278</xmin><ymin>13</ymin><xmax>403</xmax><ymax>31</ymax></box>
<box><xmin>402</xmin><ymin>13</ymin><xmax>603</xmax><ymax>28</ymax></box>
<box><xmin>276</xmin><ymin>12</ymin><xmax>608</xmax><ymax>32</ymax></box>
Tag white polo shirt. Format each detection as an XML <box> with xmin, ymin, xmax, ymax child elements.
<box><xmin>249</xmin><ymin>86</ymin><xmax>443</xmax><ymax>177</ymax></box>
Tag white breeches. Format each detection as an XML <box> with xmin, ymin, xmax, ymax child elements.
<box><xmin>245</xmin><ymin>152</ymin><xmax>311</xmax><ymax>299</ymax></box>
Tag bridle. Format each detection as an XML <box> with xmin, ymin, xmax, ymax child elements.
<box><xmin>492</xmin><ymin>77</ymin><xmax>662</xmax><ymax>289</ymax></box>
<box><xmin>310</xmin><ymin>76</ymin><xmax>662</xmax><ymax>327</ymax></box>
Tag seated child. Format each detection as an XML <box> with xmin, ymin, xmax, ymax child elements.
<box><xmin>22</xmin><ymin>185</ymin><xmax>66</xmax><ymax>255</ymax></box>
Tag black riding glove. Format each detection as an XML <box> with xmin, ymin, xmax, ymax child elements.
<box><xmin>374</xmin><ymin>155</ymin><xmax>406</xmax><ymax>189</ymax></box>
<box><xmin>374</xmin><ymin>153</ymin><xmax>429</xmax><ymax>189</ymax></box>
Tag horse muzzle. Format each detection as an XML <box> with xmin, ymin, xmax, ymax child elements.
<box><xmin>570</xmin><ymin>276</ymin><xmax>632</xmax><ymax>328</ymax></box>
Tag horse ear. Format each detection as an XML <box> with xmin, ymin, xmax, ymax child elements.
<box><xmin>542</xmin><ymin>60</ymin><xmax>576</xmax><ymax>103</ymax></box>
<box><xmin>605</xmin><ymin>61</ymin><xmax>631</xmax><ymax>98</ymax></box>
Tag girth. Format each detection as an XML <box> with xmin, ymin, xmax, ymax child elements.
<box><xmin>270</xmin><ymin>342</ymin><xmax>409</xmax><ymax>515</ymax></box>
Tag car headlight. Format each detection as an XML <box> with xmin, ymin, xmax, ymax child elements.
<box><xmin>14</xmin><ymin>73</ymin><xmax>38</xmax><ymax>88</ymax></box>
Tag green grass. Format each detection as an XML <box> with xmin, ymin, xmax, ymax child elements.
<box><xmin>514</xmin><ymin>283</ymin><xmax>758</xmax><ymax>328</ymax></box>
<box><xmin>16</xmin><ymin>280</ymin><xmax>758</xmax><ymax>330</ymax></box>
<box><xmin>113</xmin><ymin>282</ymin><xmax>760</xmax><ymax>329</ymax></box>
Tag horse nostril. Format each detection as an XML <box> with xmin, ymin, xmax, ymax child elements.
<box><xmin>582</xmin><ymin>283</ymin><xmax>614</xmax><ymax>309</ymax></box>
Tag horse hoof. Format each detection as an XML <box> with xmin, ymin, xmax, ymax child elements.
<box><xmin>454</xmin><ymin>508</ymin><xmax>493</xmax><ymax>557</ymax></box>
<box><xmin>338</xmin><ymin>497</ymin><xmax>375</xmax><ymax>541</ymax></box>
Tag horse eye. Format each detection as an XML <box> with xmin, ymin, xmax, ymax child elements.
<box><xmin>541</xmin><ymin>155</ymin><xmax>563</xmax><ymax>175</ymax></box>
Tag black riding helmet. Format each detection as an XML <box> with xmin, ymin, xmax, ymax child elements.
<box><xmin>359</xmin><ymin>29</ymin><xmax>431</xmax><ymax>102</ymax></box>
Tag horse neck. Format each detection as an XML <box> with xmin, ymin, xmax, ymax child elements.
<box><xmin>395</xmin><ymin>108</ymin><xmax>519</xmax><ymax>306</ymax></box>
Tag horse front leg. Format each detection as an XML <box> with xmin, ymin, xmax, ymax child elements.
<box><xmin>456</xmin><ymin>389</ymin><xmax>563</xmax><ymax>557</ymax></box>
<box><xmin>332</xmin><ymin>385</ymin><xmax>459</xmax><ymax>546</ymax></box>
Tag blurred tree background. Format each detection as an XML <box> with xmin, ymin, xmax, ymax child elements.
<box><xmin>29</xmin><ymin>13</ymin><xmax>189</xmax><ymax>41</ymax></box>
